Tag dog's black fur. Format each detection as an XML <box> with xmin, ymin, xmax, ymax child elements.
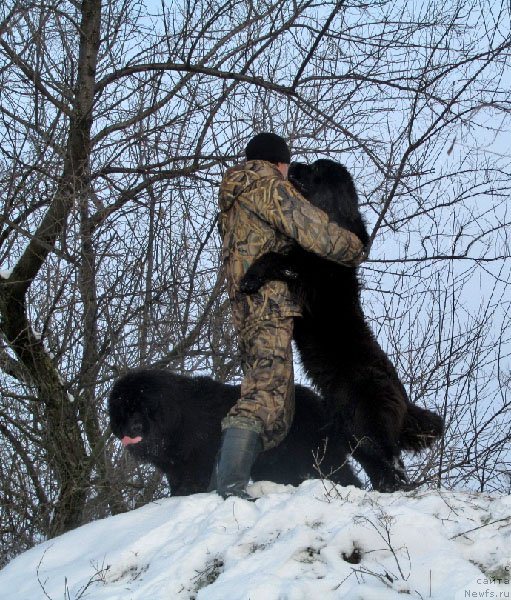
<box><xmin>240</xmin><ymin>159</ymin><xmax>444</xmax><ymax>491</ymax></box>
<box><xmin>109</xmin><ymin>368</ymin><xmax>361</xmax><ymax>495</ymax></box>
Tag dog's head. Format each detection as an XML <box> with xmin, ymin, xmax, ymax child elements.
<box><xmin>289</xmin><ymin>159</ymin><xmax>368</xmax><ymax>246</ymax></box>
<box><xmin>108</xmin><ymin>369</ymin><xmax>181</xmax><ymax>459</ymax></box>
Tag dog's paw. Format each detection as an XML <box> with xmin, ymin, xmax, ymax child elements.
<box><xmin>374</xmin><ymin>457</ymin><xmax>410</xmax><ymax>493</ymax></box>
<box><xmin>282</xmin><ymin>269</ymin><xmax>299</xmax><ymax>280</ymax></box>
<box><xmin>239</xmin><ymin>275</ymin><xmax>262</xmax><ymax>294</ymax></box>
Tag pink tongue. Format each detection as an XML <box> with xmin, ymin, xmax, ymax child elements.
<box><xmin>121</xmin><ymin>435</ymin><xmax>142</xmax><ymax>446</ymax></box>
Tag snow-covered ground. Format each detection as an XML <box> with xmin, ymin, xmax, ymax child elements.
<box><xmin>1</xmin><ymin>480</ymin><xmax>510</xmax><ymax>599</ymax></box>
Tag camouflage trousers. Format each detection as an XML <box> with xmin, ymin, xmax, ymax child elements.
<box><xmin>222</xmin><ymin>316</ymin><xmax>295</xmax><ymax>450</ymax></box>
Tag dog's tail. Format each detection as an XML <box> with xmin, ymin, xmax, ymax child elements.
<box><xmin>399</xmin><ymin>404</ymin><xmax>444</xmax><ymax>452</ymax></box>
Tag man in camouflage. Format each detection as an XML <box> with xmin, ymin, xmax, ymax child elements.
<box><xmin>210</xmin><ymin>132</ymin><xmax>366</xmax><ymax>499</ymax></box>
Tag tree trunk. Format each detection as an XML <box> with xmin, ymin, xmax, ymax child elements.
<box><xmin>0</xmin><ymin>0</ymin><xmax>102</xmax><ymax>537</ymax></box>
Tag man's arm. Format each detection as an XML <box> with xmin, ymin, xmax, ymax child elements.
<box><xmin>240</xmin><ymin>176</ymin><xmax>366</xmax><ymax>266</ymax></box>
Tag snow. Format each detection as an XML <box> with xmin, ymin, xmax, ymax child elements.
<box><xmin>1</xmin><ymin>480</ymin><xmax>510</xmax><ymax>600</ymax></box>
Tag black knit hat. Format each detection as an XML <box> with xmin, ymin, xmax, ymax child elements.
<box><xmin>245</xmin><ymin>132</ymin><xmax>291</xmax><ymax>164</ymax></box>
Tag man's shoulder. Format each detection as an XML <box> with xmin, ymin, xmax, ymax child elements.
<box><xmin>220</xmin><ymin>161</ymin><xmax>285</xmax><ymax>206</ymax></box>
<box><xmin>222</xmin><ymin>160</ymin><xmax>283</xmax><ymax>181</ymax></box>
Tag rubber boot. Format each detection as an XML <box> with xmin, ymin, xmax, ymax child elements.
<box><xmin>209</xmin><ymin>427</ymin><xmax>262</xmax><ymax>500</ymax></box>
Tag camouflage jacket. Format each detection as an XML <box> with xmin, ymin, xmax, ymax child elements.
<box><xmin>218</xmin><ymin>160</ymin><xmax>364</xmax><ymax>323</ymax></box>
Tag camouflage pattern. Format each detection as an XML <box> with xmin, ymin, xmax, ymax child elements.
<box><xmin>221</xmin><ymin>316</ymin><xmax>295</xmax><ymax>450</ymax></box>
<box><xmin>218</xmin><ymin>160</ymin><xmax>365</xmax><ymax>322</ymax></box>
<box><xmin>218</xmin><ymin>159</ymin><xmax>364</xmax><ymax>449</ymax></box>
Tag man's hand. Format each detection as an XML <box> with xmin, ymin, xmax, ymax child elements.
<box><xmin>341</xmin><ymin>246</ymin><xmax>369</xmax><ymax>268</ymax></box>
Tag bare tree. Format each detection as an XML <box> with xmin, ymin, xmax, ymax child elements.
<box><xmin>0</xmin><ymin>0</ymin><xmax>510</xmax><ymax>565</ymax></box>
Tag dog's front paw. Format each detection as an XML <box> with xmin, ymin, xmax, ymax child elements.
<box><xmin>282</xmin><ymin>269</ymin><xmax>299</xmax><ymax>280</ymax></box>
<box><xmin>239</xmin><ymin>274</ymin><xmax>262</xmax><ymax>294</ymax></box>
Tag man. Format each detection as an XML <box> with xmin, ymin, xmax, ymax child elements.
<box><xmin>210</xmin><ymin>132</ymin><xmax>366</xmax><ymax>499</ymax></box>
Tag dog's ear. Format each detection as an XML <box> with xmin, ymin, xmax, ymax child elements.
<box><xmin>140</xmin><ymin>386</ymin><xmax>183</xmax><ymax>433</ymax></box>
<box><xmin>162</xmin><ymin>398</ymin><xmax>182</xmax><ymax>430</ymax></box>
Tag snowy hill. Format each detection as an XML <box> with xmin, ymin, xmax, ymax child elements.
<box><xmin>1</xmin><ymin>480</ymin><xmax>510</xmax><ymax>600</ymax></box>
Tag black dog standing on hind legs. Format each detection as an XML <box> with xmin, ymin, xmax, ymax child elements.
<box><xmin>240</xmin><ymin>159</ymin><xmax>444</xmax><ymax>492</ymax></box>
